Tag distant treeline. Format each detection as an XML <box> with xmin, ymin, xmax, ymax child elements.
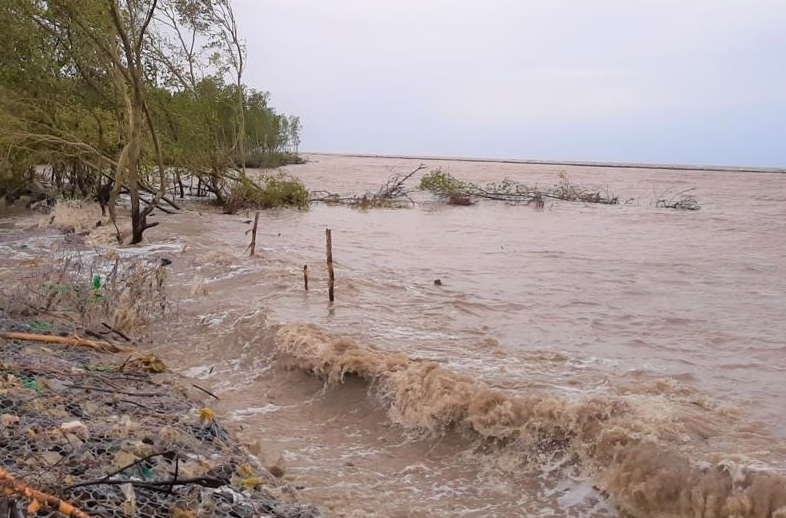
<box><xmin>0</xmin><ymin>0</ymin><xmax>303</xmax><ymax>243</ymax></box>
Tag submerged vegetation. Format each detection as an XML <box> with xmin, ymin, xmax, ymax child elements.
<box><xmin>310</xmin><ymin>165</ymin><xmax>700</xmax><ymax>212</ymax></box>
<box><xmin>419</xmin><ymin>169</ymin><xmax>619</xmax><ymax>206</ymax></box>
<box><xmin>653</xmin><ymin>187</ymin><xmax>701</xmax><ymax>211</ymax></box>
<box><xmin>0</xmin><ymin>0</ymin><xmax>303</xmax><ymax>243</ymax></box>
<box><xmin>224</xmin><ymin>173</ymin><xmax>309</xmax><ymax>213</ymax></box>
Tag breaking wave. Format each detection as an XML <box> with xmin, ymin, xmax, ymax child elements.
<box><xmin>275</xmin><ymin>323</ymin><xmax>786</xmax><ymax>518</ymax></box>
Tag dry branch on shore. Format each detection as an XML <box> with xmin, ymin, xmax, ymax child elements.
<box><xmin>1</xmin><ymin>466</ymin><xmax>95</xmax><ymax>518</ymax></box>
<box><xmin>0</xmin><ymin>331</ymin><xmax>130</xmax><ymax>353</ymax></box>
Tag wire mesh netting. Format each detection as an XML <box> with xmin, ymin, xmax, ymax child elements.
<box><xmin>0</xmin><ymin>319</ymin><xmax>320</xmax><ymax>518</ymax></box>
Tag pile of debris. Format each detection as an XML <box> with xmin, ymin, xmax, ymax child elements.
<box><xmin>0</xmin><ymin>319</ymin><xmax>320</xmax><ymax>518</ymax></box>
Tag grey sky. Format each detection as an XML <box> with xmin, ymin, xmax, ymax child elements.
<box><xmin>234</xmin><ymin>0</ymin><xmax>786</xmax><ymax>167</ymax></box>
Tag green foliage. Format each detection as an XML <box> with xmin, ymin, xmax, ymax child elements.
<box><xmin>0</xmin><ymin>168</ymin><xmax>29</xmax><ymax>198</ymax></box>
<box><xmin>27</xmin><ymin>321</ymin><xmax>51</xmax><ymax>332</ymax></box>
<box><xmin>419</xmin><ymin>168</ymin><xmax>470</xmax><ymax>197</ymax></box>
<box><xmin>420</xmin><ymin>168</ymin><xmax>618</xmax><ymax>205</ymax></box>
<box><xmin>245</xmin><ymin>151</ymin><xmax>306</xmax><ymax>169</ymax></box>
<box><xmin>224</xmin><ymin>173</ymin><xmax>309</xmax><ymax>213</ymax></box>
<box><xmin>0</xmin><ymin>0</ymin><xmax>305</xmax><ymax>237</ymax></box>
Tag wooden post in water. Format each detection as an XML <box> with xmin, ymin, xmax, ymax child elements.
<box><xmin>303</xmin><ymin>264</ymin><xmax>309</xmax><ymax>291</ymax></box>
<box><xmin>249</xmin><ymin>212</ymin><xmax>260</xmax><ymax>256</ymax></box>
<box><xmin>325</xmin><ymin>229</ymin><xmax>335</xmax><ymax>302</ymax></box>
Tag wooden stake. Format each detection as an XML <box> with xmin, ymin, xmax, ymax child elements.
<box><xmin>249</xmin><ymin>211</ymin><xmax>260</xmax><ymax>256</ymax></box>
<box><xmin>326</xmin><ymin>229</ymin><xmax>334</xmax><ymax>302</ymax></box>
<box><xmin>303</xmin><ymin>264</ymin><xmax>309</xmax><ymax>291</ymax></box>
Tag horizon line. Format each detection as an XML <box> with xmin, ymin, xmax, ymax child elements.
<box><xmin>302</xmin><ymin>151</ymin><xmax>786</xmax><ymax>174</ymax></box>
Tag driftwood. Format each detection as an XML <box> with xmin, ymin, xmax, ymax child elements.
<box><xmin>192</xmin><ymin>383</ymin><xmax>220</xmax><ymax>400</ymax></box>
<box><xmin>0</xmin><ymin>465</ymin><xmax>95</xmax><ymax>518</ymax></box>
<box><xmin>310</xmin><ymin>164</ymin><xmax>427</xmax><ymax>208</ymax></box>
<box><xmin>0</xmin><ymin>332</ymin><xmax>131</xmax><ymax>353</ymax></box>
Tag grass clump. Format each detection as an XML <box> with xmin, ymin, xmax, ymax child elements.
<box><xmin>2</xmin><ymin>251</ymin><xmax>168</xmax><ymax>333</ymax></box>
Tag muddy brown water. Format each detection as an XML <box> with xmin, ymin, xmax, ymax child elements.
<box><xmin>2</xmin><ymin>154</ymin><xmax>786</xmax><ymax>517</ymax></box>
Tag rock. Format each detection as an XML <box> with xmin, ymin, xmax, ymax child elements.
<box><xmin>1</xmin><ymin>414</ymin><xmax>20</xmax><ymax>427</ymax></box>
<box><xmin>268</xmin><ymin>464</ymin><xmax>285</xmax><ymax>478</ymax></box>
<box><xmin>265</xmin><ymin>452</ymin><xmax>287</xmax><ymax>478</ymax></box>
<box><xmin>40</xmin><ymin>450</ymin><xmax>62</xmax><ymax>466</ymax></box>
<box><xmin>113</xmin><ymin>451</ymin><xmax>138</xmax><ymax>469</ymax></box>
<box><xmin>244</xmin><ymin>440</ymin><xmax>262</xmax><ymax>456</ymax></box>
<box><xmin>60</xmin><ymin>420</ymin><xmax>89</xmax><ymax>438</ymax></box>
<box><xmin>124</xmin><ymin>354</ymin><xmax>167</xmax><ymax>373</ymax></box>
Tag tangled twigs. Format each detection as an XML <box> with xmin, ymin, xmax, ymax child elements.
<box><xmin>310</xmin><ymin>163</ymin><xmax>427</xmax><ymax>208</ymax></box>
<box><xmin>0</xmin><ymin>331</ymin><xmax>131</xmax><ymax>353</ymax></box>
<box><xmin>0</xmin><ymin>465</ymin><xmax>95</xmax><ymax>518</ymax></box>
<box><xmin>653</xmin><ymin>186</ymin><xmax>701</xmax><ymax>210</ymax></box>
<box><xmin>419</xmin><ymin>169</ymin><xmax>619</xmax><ymax>206</ymax></box>
<box><xmin>376</xmin><ymin>163</ymin><xmax>427</xmax><ymax>201</ymax></box>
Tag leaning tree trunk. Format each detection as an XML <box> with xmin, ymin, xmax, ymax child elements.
<box><xmin>127</xmin><ymin>99</ymin><xmax>145</xmax><ymax>244</ymax></box>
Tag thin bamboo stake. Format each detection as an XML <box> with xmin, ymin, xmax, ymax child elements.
<box><xmin>325</xmin><ymin>229</ymin><xmax>335</xmax><ymax>302</ymax></box>
<box><xmin>249</xmin><ymin>212</ymin><xmax>260</xmax><ymax>256</ymax></box>
<box><xmin>303</xmin><ymin>264</ymin><xmax>309</xmax><ymax>291</ymax></box>
<box><xmin>0</xmin><ymin>465</ymin><xmax>95</xmax><ymax>518</ymax></box>
<box><xmin>0</xmin><ymin>332</ymin><xmax>130</xmax><ymax>353</ymax></box>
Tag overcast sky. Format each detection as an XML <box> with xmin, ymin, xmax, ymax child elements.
<box><xmin>234</xmin><ymin>0</ymin><xmax>786</xmax><ymax>167</ymax></box>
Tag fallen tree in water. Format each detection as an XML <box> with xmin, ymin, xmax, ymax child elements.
<box><xmin>223</xmin><ymin>173</ymin><xmax>310</xmax><ymax>214</ymax></box>
<box><xmin>419</xmin><ymin>169</ymin><xmax>619</xmax><ymax>206</ymax></box>
<box><xmin>310</xmin><ymin>164</ymin><xmax>427</xmax><ymax>208</ymax></box>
